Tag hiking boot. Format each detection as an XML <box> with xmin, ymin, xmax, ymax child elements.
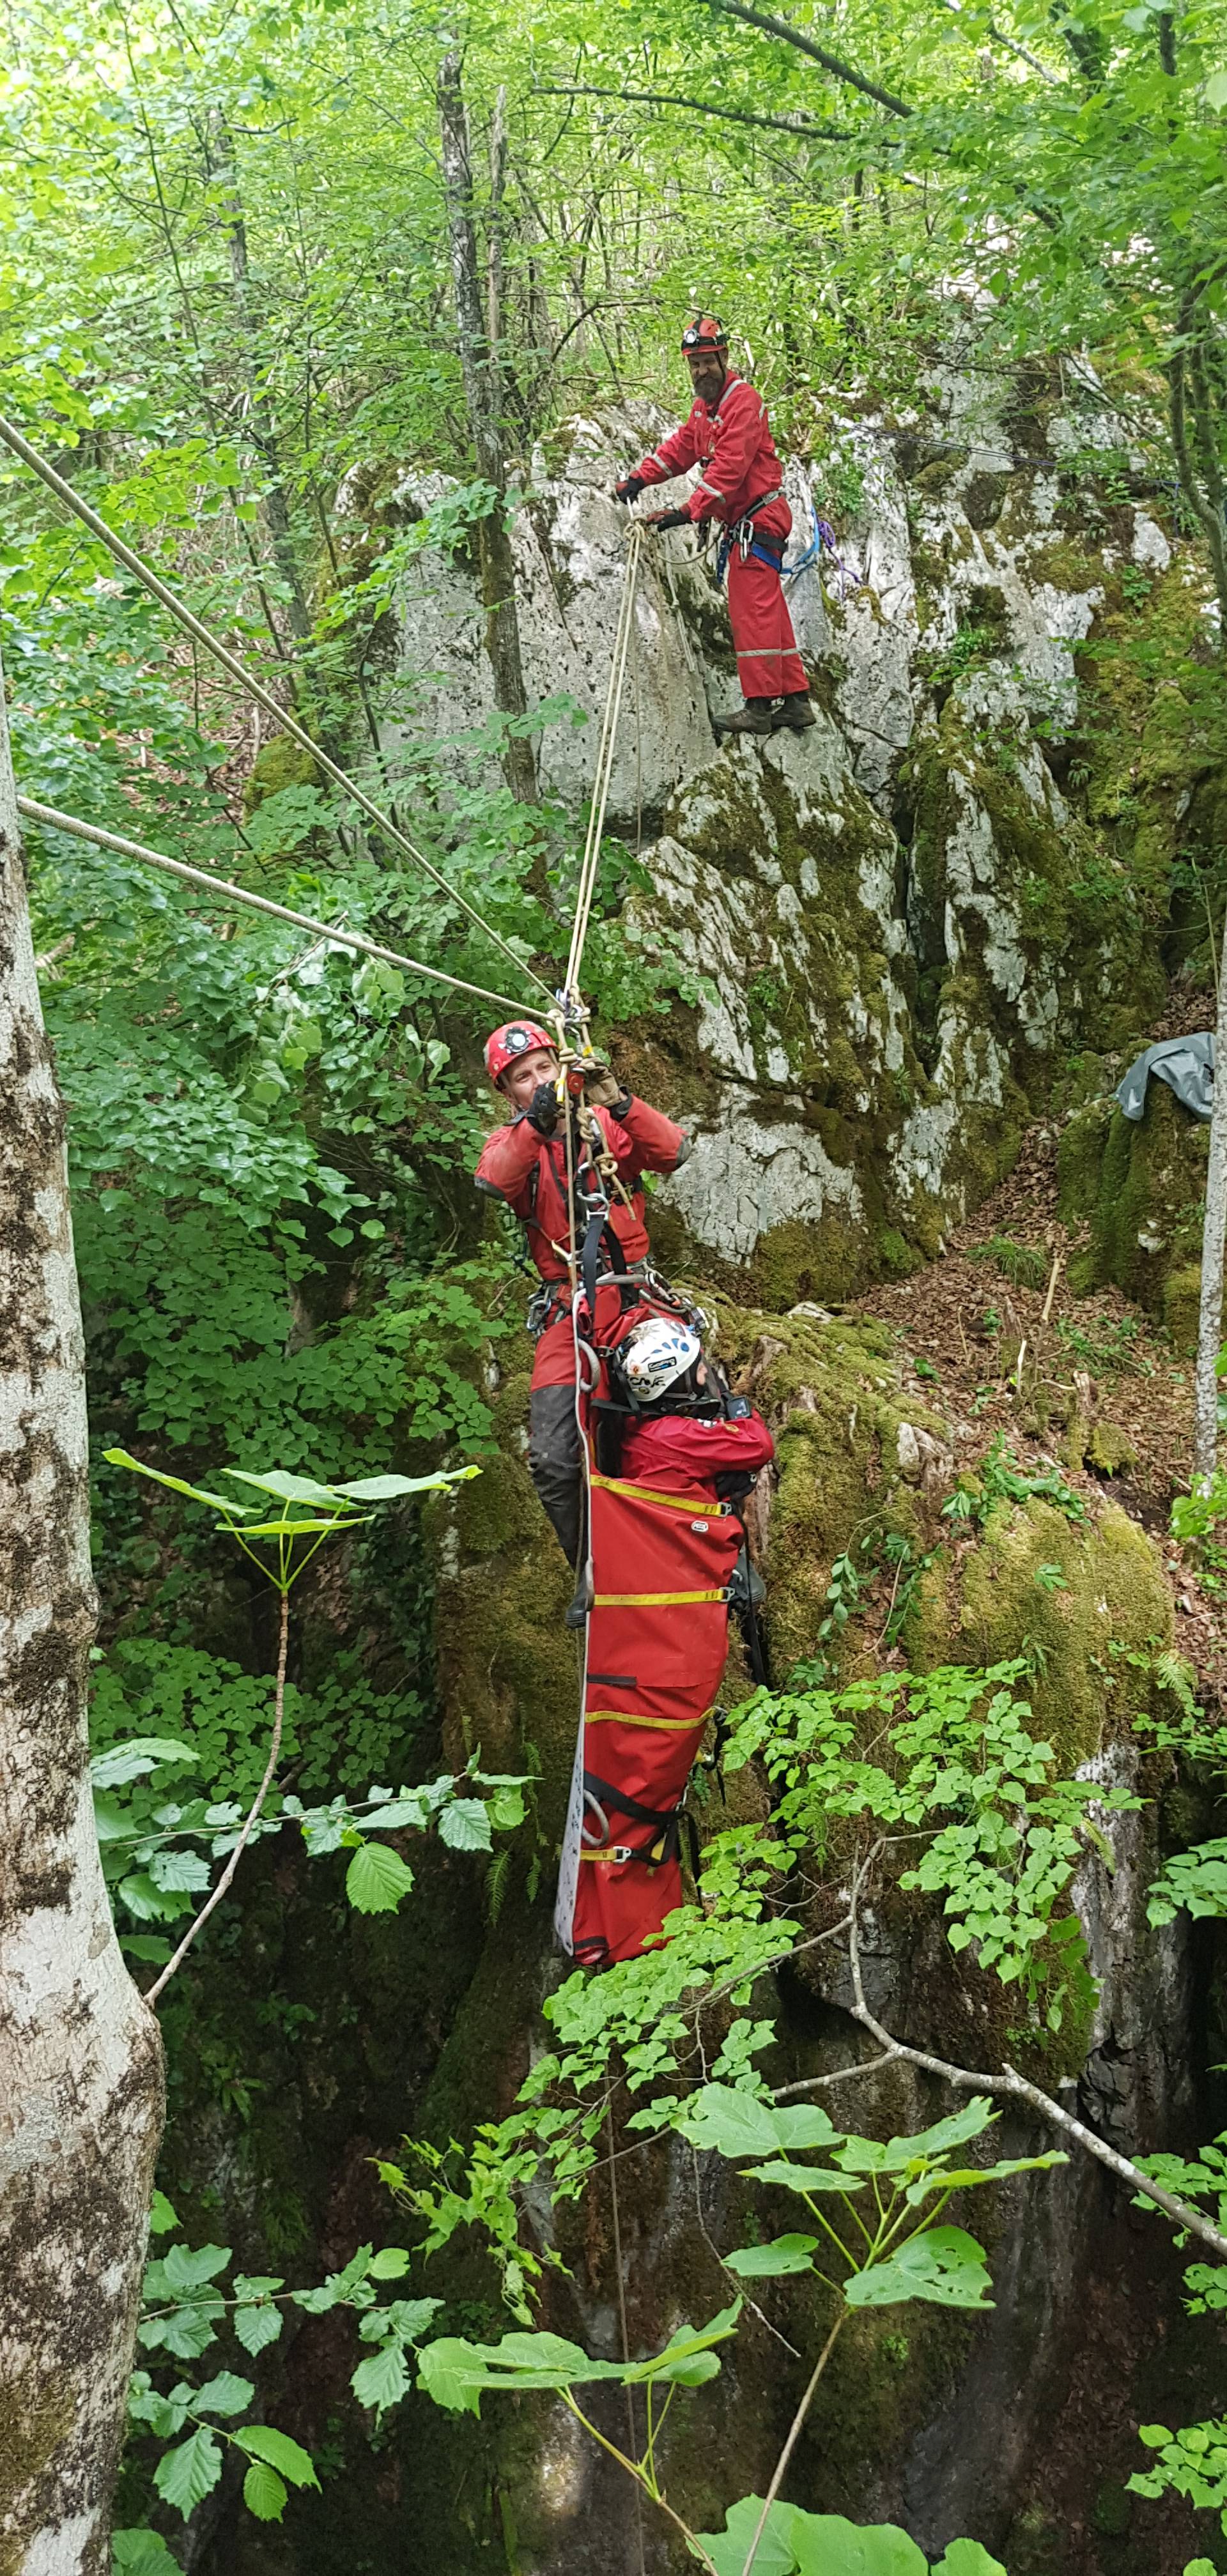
<box><xmin>714</xmin><ymin>700</ymin><xmax>773</xmax><ymax>737</ymax></box>
<box><xmin>772</xmin><ymin>692</ymin><xmax>817</xmax><ymax>732</ymax></box>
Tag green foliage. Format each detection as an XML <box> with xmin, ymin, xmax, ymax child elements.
<box><xmin>696</xmin><ymin>2497</ymin><xmax>1007</xmax><ymax>2575</ymax></box>
<box><xmin>725</xmin><ymin>1662</ymin><xmax>1129</xmax><ymax>2025</ymax></box>
<box><xmin>941</xmin><ymin>1438</ymin><xmax>1087</xmax><ymax>1531</ymax></box>
<box><xmin>1130</xmin><ymin>2420</ymin><xmax>1227</xmax><ymax>2534</ymax></box>
<box><xmin>678</xmin><ymin>2087</ymin><xmax>1060</xmax><ymax>2311</ymax></box>
<box><xmin>418</xmin><ymin>2304</ymin><xmax>741</xmax><ymax>2418</ymax></box>
<box><xmin>969</xmin><ymin>1239</ymin><xmax>1049</xmax><ymax>1293</ymax></box>
<box><xmin>130</xmin><ymin>2196</ymin><xmax>440</xmax><ymax>2530</ymax></box>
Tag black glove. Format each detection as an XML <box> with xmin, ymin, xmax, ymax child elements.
<box><xmin>523</xmin><ymin>1079</ymin><xmax>560</xmax><ymax>1136</ymax></box>
<box><xmin>644</xmin><ymin>508</ymin><xmax>688</xmax><ymax>533</ymax></box>
<box><xmin>613</xmin><ymin>475</ymin><xmax>645</xmax><ymax>504</ymax></box>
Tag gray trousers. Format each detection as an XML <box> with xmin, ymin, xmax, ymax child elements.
<box><xmin>528</xmin><ymin>1384</ymin><xmax>585</xmax><ymax>1567</ymax></box>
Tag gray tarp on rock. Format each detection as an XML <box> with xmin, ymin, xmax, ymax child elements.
<box><xmin>1116</xmin><ymin>1033</ymin><xmax>1215</xmax><ymax>1123</ymax></box>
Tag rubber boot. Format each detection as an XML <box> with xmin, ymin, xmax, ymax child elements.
<box><xmin>715</xmin><ymin>700</ymin><xmax>773</xmax><ymax>737</ymax></box>
<box><xmin>772</xmin><ymin>692</ymin><xmax>817</xmax><ymax>732</ymax></box>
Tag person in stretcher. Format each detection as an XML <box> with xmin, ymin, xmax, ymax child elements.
<box><xmin>557</xmin><ymin>1313</ymin><xmax>774</xmax><ymax>1970</ymax></box>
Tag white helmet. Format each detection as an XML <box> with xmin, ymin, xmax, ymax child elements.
<box><xmin>615</xmin><ymin>1315</ymin><xmax>703</xmax><ymax>1406</ymax></box>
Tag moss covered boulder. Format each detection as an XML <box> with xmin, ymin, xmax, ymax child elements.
<box><xmin>1057</xmin><ymin>1081</ymin><xmax>1208</xmax><ymax>1345</ymax></box>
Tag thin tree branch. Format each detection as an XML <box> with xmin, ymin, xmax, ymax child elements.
<box><xmin>709</xmin><ymin>0</ymin><xmax>913</xmax><ymax>117</ymax></box>
<box><xmin>146</xmin><ymin>1591</ymin><xmax>289</xmax><ymax>2004</ymax></box>
<box><xmin>532</xmin><ymin>80</ymin><xmax>858</xmax><ymax>141</ymax></box>
<box><xmin>739</xmin><ymin>2310</ymin><xmax>849</xmax><ymax>2576</ymax></box>
<box><xmin>845</xmin><ymin>1899</ymin><xmax>1227</xmax><ymax>2266</ymax></box>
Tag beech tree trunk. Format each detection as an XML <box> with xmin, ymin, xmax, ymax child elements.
<box><xmin>437</xmin><ymin>50</ymin><xmax>540</xmax><ymax>815</ymax></box>
<box><xmin>0</xmin><ymin>641</ymin><xmax>165</xmax><ymax>2572</ymax></box>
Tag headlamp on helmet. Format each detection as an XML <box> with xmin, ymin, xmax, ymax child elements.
<box><xmin>681</xmin><ymin>314</ymin><xmax>728</xmax><ymax>355</ymax></box>
<box><xmin>484</xmin><ymin>1020</ymin><xmax>557</xmax><ymax>1086</ymax></box>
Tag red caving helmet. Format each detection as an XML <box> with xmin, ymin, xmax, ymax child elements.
<box><xmin>680</xmin><ymin>314</ymin><xmax>728</xmax><ymax>353</ymax></box>
<box><xmin>484</xmin><ymin>1020</ymin><xmax>557</xmax><ymax>1087</ymax></box>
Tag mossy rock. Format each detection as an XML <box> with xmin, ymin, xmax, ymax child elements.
<box><xmin>934</xmin><ymin>1496</ymin><xmax>1171</xmax><ymax>1770</ymax></box>
<box><xmin>1057</xmin><ymin>1083</ymin><xmax>1207</xmax><ymax>1318</ymax></box>
<box><xmin>242</xmin><ymin>732</ymin><xmax>322</xmax><ymax>812</ymax></box>
<box><xmin>1085</xmin><ymin>1419</ymin><xmax>1137</xmax><ymax>1476</ymax></box>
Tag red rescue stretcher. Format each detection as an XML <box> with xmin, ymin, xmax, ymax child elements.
<box><xmin>555</xmin><ymin>1400</ymin><xmax>772</xmax><ymax>1968</ymax></box>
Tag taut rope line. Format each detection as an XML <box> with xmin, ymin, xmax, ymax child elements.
<box><xmin>15</xmin><ymin>797</ymin><xmax>539</xmax><ymax>1016</ymax></box>
<box><xmin>562</xmin><ymin>522</ymin><xmax>644</xmax><ymax>1008</ymax></box>
<box><xmin>0</xmin><ymin>413</ymin><xmax>551</xmax><ymax>1003</ymax></box>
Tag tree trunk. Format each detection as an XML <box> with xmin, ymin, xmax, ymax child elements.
<box><xmin>206</xmin><ymin>107</ymin><xmax>313</xmax><ymax>647</ymax></box>
<box><xmin>437</xmin><ymin>50</ymin><xmax>540</xmax><ymax>816</ymax></box>
<box><xmin>1169</xmin><ymin>316</ymin><xmax>1227</xmax><ymax>648</ymax></box>
<box><xmin>1194</xmin><ymin>923</ymin><xmax>1227</xmax><ymax>1481</ymax></box>
<box><xmin>0</xmin><ymin>641</ymin><xmax>164</xmax><ymax>2572</ymax></box>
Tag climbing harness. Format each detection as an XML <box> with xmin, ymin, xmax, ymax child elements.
<box><xmin>0</xmin><ymin>414</ymin><xmax>550</xmax><ymax>1004</ymax></box>
<box><xmin>714</xmin><ymin>486</ymin><xmax>786</xmax><ymax>589</ymax></box>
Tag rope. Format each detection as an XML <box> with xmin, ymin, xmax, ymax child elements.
<box><xmin>562</xmin><ymin>523</ymin><xmax>643</xmax><ymax>1008</ymax></box>
<box><xmin>0</xmin><ymin>414</ymin><xmax>552</xmax><ymax>1002</ymax></box>
<box><xmin>14</xmin><ymin>797</ymin><xmax>539</xmax><ymax>1015</ymax></box>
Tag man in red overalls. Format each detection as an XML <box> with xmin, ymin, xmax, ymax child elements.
<box><xmin>614</xmin><ymin>314</ymin><xmax>815</xmax><ymax>740</ymax></box>
<box><xmin>474</xmin><ymin>1022</ymin><xmax>690</xmax><ymax>1599</ymax></box>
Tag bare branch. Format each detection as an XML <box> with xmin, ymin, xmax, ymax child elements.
<box><xmin>846</xmin><ymin>1899</ymin><xmax>1227</xmax><ymax>2266</ymax></box>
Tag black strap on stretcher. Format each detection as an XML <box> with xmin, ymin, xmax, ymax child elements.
<box><xmin>583</xmin><ymin>1770</ymin><xmax>683</xmax><ymax>1866</ymax></box>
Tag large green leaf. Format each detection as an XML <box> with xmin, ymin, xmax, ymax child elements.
<box><xmin>153</xmin><ymin>2427</ymin><xmax>223</xmax><ymax>2520</ymax></box>
<box><xmin>234</xmin><ymin>2301</ymin><xmax>284</xmax><ymax>2357</ymax></box>
<box><xmin>677</xmin><ymin>2085</ymin><xmax>837</xmax><ymax>2162</ymax></box>
<box><xmin>724</xmin><ymin>2235</ymin><xmax>819</xmax><ymax>2278</ymax></box>
<box><xmin>438</xmin><ymin>1797</ymin><xmax>493</xmax><ymax>1854</ymax></box>
<box><xmin>787</xmin><ymin>2511</ymin><xmax>929</xmax><ymax>2574</ymax></box>
<box><xmin>91</xmin><ymin>1738</ymin><xmax>197</xmax><ymax>1789</ymax></box>
<box><xmin>351</xmin><ymin>2342</ymin><xmax>410</xmax><ymax>2418</ymax></box>
<box><xmin>417</xmin><ymin>2309</ymin><xmax>738</xmax><ymax>2417</ymax></box>
<box><xmin>695</xmin><ymin>2500</ymin><xmax>936</xmax><ymax>2576</ymax></box>
<box><xmin>693</xmin><ymin>2496</ymin><xmax>797</xmax><ymax>2576</ymax></box>
<box><xmin>743</xmin><ymin>2161</ymin><xmax>867</xmax><ymax>2194</ymax></box>
<box><xmin>192</xmin><ymin>2371</ymin><xmax>254</xmax><ymax>2416</ymax></box>
<box><xmin>104</xmin><ymin>1451</ymin><xmax>255</xmax><ymax>1515</ymax></box>
<box><xmin>837</xmin><ymin>2103</ymin><xmax>997</xmax><ymax>2174</ymax></box>
<box><xmin>845</xmin><ymin>2228</ymin><xmax>992</xmax><ymax>2311</ymax></box>
<box><xmin>344</xmin><ymin>1841</ymin><xmax>416</xmax><ymax>1912</ymax></box>
<box><xmin>112</xmin><ymin>2533</ymin><xmax>182</xmax><ymax>2573</ymax></box>
<box><xmin>235</xmin><ymin>2426</ymin><xmax>319</xmax><ymax>2490</ymax></box>
<box><xmin>242</xmin><ymin>2461</ymin><xmax>288</xmax><ymax>2523</ymax></box>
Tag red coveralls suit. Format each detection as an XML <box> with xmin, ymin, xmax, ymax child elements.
<box><xmin>631</xmin><ymin>374</ymin><xmax>806</xmax><ymax>703</ymax></box>
<box><xmin>556</xmin><ymin>1404</ymin><xmax>775</xmax><ymax>1966</ymax></box>
<box><xmin>474</xmin><ymin>1098</ymin><xmax>690</xmax><ymax>1564</ymax></box>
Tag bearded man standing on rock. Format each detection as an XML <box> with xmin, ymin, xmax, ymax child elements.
<box><xmin>613</xmin><ymin>314</ymin><xmax>815</xmax><ymax>740</ymax></box>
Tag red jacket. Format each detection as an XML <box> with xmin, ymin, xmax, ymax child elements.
<box><xmin>633</xmin><ymin>373</ymin><xmax>786</xmax><ymax>528</ymax></box>
<box><xmin>619</xmin><ymin>1407</ymin><xmax>776</xmax><ymax>1495</ymax></box>
<box><xmin>474</xmin><ymin>1097</ymin><xmax>687</xmax><ymax>1288</ymax></box>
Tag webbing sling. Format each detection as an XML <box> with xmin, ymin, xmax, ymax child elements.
<box><xmin>583</xmin><ymin>1769</ymin><xmax>682</xmax><ymax>1864</ymax></box>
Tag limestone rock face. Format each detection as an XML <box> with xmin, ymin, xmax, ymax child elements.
<box><xmin>380</xmin><ymin>355</ymin><xmax>1201</xmax><ymax>1299</ymax></box>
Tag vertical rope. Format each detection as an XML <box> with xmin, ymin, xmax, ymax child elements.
<box><xmin>606</xmin><ymin>2097</ymin><xmax>647</xmax><ymax>2576</ymax></box>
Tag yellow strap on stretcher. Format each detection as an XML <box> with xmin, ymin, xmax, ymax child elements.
<box><xmin>589</xmin><ymin>1473</ymin><xmax>730</xmax><ymax>1517</ymax></box>
<box><xmin>593</xmin><ymin>1589</ymin><xmax>728</xmax><ymax>1609</ymax></box>
<box><xmin>583</xmin><ymin>1707</ymin><xmax>707</xmax><ymax>1733</ymax></box>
